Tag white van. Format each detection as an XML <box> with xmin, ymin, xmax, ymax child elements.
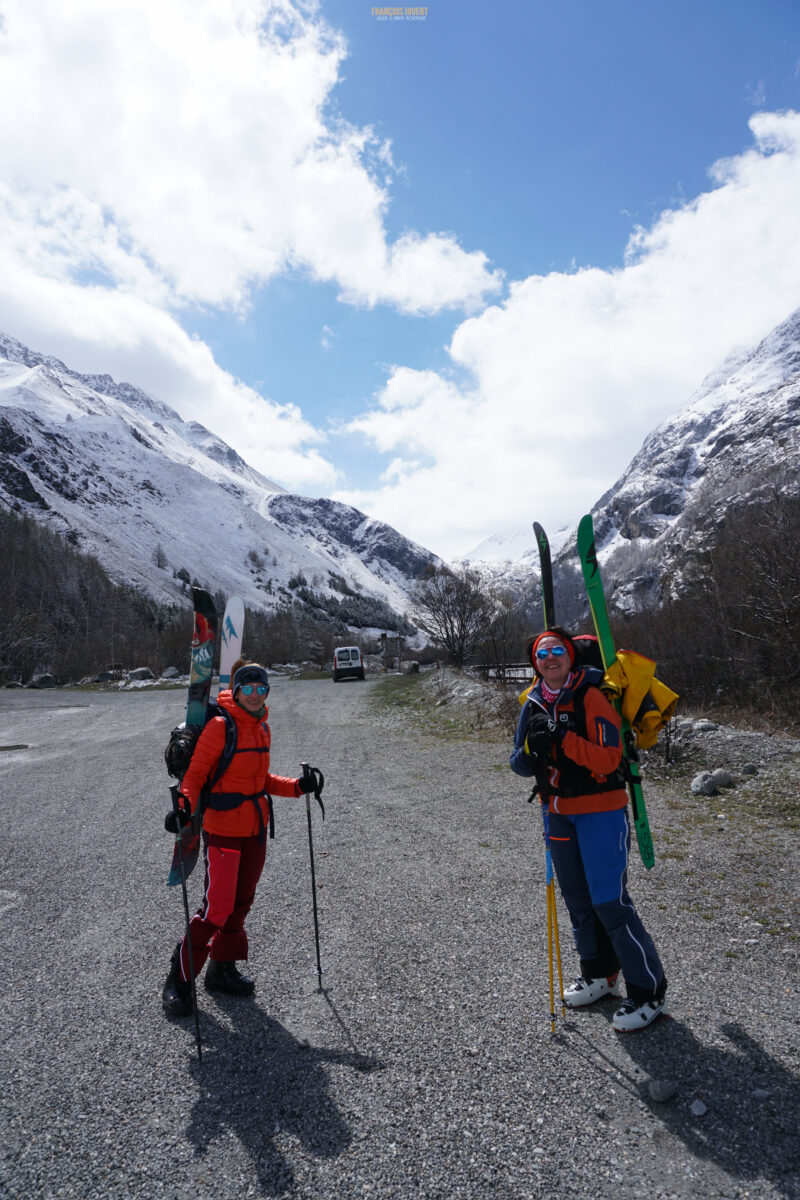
<box><xmin>332</xmin><ymin>646</ymin><xmax>365</xmax><ymax>682</ymax></box>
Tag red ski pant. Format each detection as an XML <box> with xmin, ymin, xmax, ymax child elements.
<box><xmin>178</xmin><ymin>831</ymin><xmax>266</xmax><ymax>981</ymax></box>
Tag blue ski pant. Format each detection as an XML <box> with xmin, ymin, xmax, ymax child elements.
<box><xmin>547</xmin><ymin>807</ymin><xmax>666</xmax><ymax>1002</ymax></box>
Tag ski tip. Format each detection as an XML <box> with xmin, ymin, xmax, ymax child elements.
<box><xmin>191</xmin><ymin>587</ymin><xmax>218</xmax><ymax>616</ymax></box>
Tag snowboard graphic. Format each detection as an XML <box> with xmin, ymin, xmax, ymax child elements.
<box><xmin>218</xmin><ymin>595</ymin><xmax>245</xmax><ymax>687</ymax></box>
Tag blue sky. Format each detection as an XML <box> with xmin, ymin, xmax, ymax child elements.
<box><xmin>191</xmin><ymin>0</ymin><xmax>800</xmax><ymax>421</ymax></box>
<box><xmin>1</xmin><ymin>0</ymin><xmax>800</xmax><ymax>557</ymax></box>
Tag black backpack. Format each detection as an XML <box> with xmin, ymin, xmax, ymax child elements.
<box><xmin>572</xmin><ymin>633</ymin><xmax>604</xmax><ymax>671</ymax></box>
<box><xmin>164</xmin><ymin>700</ymin><xmax>237</xmax><ymax>790</ymax></box>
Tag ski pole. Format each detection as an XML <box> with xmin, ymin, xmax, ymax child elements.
<box><xmin>300</xmin><ymin>763</ymin><xmax>325</xmax><ymax>991</ymax></box>
<box><xmin>171</xmin><ymin>787</ymin><xmax>202</xmax><ymax>1065</ymax></box>
<box><xmin>550</xmin><ymin>877</ymin><xmax>565</xmax><ymax>1015</ymax></box>
<box><xmin>546</xmin><ymin>849</ymin><xmax>565</xmax><ymax>1024</ymax></box>
<box><xmin>540</xmin><ymin>781</ymin><xmax>564</xmax><ymax>1030</ymax></box>
<box><xmin>546</xmin><ymin>862</ymin><xmax>555</xmax><ymax>1033</ymax></box>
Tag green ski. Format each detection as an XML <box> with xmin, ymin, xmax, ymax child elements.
<box><xmin>577</xmin><ymin>514</ymin><xmax>655</xmax><ymax>869</ymax></box>
<box><xmin>533</xmin><ymin>521</ymin><xmax>555</xmax><ymax>630</ymax></box>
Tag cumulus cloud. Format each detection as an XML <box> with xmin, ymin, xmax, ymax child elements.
<box><xmin>337</xmin><ymin>111</ymin><xmax>800</xmax><ymax>557</ymax></box>
<box><xmin>0</xmin><ymin>0</ymin><xmax>500</xmax><ymax>488</ymax></box>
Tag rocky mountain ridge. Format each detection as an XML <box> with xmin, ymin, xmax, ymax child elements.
<box><xmin>472</xmin><ymin>305</ymin><xmax>800</xmax><ymax>620</ymax></box>
<box><xmin>578</xmin><ymin>305</ymin><xmax>800</xmax><ymax>614</ymax></box>
<box><xmin>0</xmin><ymin>333</ymin><xmax>437</xmax><ymax>626</ymax></box>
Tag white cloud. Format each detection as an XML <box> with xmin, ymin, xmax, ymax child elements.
<box><xmin>0</xmin><ymin>0</ymin><xmax>500</xmax><ymax>314</ymax></box>
<box><xmin>0</xmin><ymin>207</ymin><xmax>334</xmax><ymax>489</ymax></box>
<box><xmin>337</xmin><ymin>111</ymin><xmax>800</xmax><ymax>557</ymax></box>
<box><xmin>0</xmin><ymin>0</ymin><xmax>500</xmax><ymax>490</ymax></box>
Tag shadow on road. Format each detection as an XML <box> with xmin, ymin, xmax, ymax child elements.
<box><xmin>571</xmin><ymin>1016</ymin><xmax>800</xmax><ymax>1198</ymax></box>
<box><xmin>180</xmin><ymin>999</ymin><xmax>382</xmax><ymax>1196</ymax></box>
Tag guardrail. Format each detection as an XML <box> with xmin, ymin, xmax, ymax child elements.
<box><xmin>480</xmin><ymin>663</ymin><xmax>534</xmax><ymax>683</ymax></box>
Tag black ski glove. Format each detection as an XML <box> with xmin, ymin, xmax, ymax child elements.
<box><xmin>164</xmin><ymin>807</ymin><xmax>192</xmax><ymax>834</ymax></box>
<box><xmin>297</xmin><ymin>767</ymin><xmax>324</xmax><ymax>795</ymax></box>
<box><xmin>526</xmin><ymin>712</ymin><xmax>562</xmax><ymax>758</ymax></box>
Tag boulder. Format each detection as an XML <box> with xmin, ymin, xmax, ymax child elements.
<box><xmin>128</xmin><ymin>667</ymin><xmax>154</xmax><ymax>681</ymax></box>
<box><xmin>402</xmin><ymin>660</ymin><xmax>420</xmax><ymax>675</ymax></box>
<box><xmin>741</xmin><ymin>763</ymin><xmax>759</xmax><ymax>776</ymax></box>
<box><xmin>95</xmin><ymin>671</ymin><xmax>114</xmax><ymax>682</ymax></box>
<box><xmin>28</xmin><ymin>673</ymin><xmax>57</xmax><ymax>689</ymax></box>
<box><xmin>710</xmin><ymin>768</ymin><xmax>736</xmax><ymax>789</ymax></box>
<box><xmin>691</xmin><ymin>771</ymin><xmax>717</xmax><ymax>796</ymax></box>
<box><xmin>160</xmin><ymin>666</ymin><xmax>180</xmax><ymax>679</ymax></box>
<box><xmin>648</xmin><ymin>1080</ymin><xmax>678</xmax><ymax>1103</ymax></box>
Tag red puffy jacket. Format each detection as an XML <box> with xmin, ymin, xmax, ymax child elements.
<box><xmin>179</xmin><ymin>689</ymin><xmax>301</xmax><ymax>838</ymax></box>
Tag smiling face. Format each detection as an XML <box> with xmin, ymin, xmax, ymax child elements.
<box><xmin>237</xmin><ymin>685</ymin><xmax>267</xmax><ymax>714</ymax></box>
<box><xmin>533</xmin><ymin>635</ymin><xmax>572</xmax><ymax>691</ymax></box>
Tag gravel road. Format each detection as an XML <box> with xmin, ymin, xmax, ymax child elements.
<box><xmin>1</xmin><ymin>675</ymin><xmax>798</xmax><ymax>1200</ymax></box>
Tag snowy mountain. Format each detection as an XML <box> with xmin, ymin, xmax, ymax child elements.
<box><xmin>459</xmin><ymin>525</ymin><xmax>574</xmax><ymax>597</ymax></box>
<box><xmin>0</xmin><ymin>333</ymin><xmax>437</xmax><ymax>624</ymax></box>
<box><xmin>5</xmin><ymin>302</ymin><xmax>798</xmax><ymax>635</ymax></box>
<box><xmin>554</xmin><ymin>305</ymin><xmax>800</xmax><ymax>614</ymax></box>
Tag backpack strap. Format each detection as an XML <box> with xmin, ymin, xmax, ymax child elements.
<box><xmin>191</xmin><ymin>709</ymin><xmax>237</xmax><ymax>830</ymax></box>
<box><xmin>202</xmin><ymin>711</ymin><xmax>275</xmax><ymax>841</ymax></box>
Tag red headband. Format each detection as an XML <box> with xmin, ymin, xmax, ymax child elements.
<box><xmin>531</xmin><ymin>632</ymin><xmax>575</xmax><ymax>667</ymax></box>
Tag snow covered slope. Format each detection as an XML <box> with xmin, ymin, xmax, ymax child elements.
<box><xmin>556</xmin><ymin>305</ymin><xmax>800</xmax><ymax>613</ymax></box>
<box><xmin>0</xmin><ymin>333</ymin><xmax>436</xmax><ymax>619</ymax></box>
<box><xmin>458</xmin><ymin>306</ymin><xmax>800</xmax><ymax>619</ymax></box>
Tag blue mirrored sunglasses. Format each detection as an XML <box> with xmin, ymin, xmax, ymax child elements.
<box><xmin>535</xmin><ymin>646</ymin><xmax>567</xmax><ymax>660</ymax></box>
<box><xmin>240</xmin><ymin>683</ymin><xmax>269</xmax><ymax>696</ymax></box>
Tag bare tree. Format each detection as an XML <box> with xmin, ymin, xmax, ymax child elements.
<box><xmin>411</xmin><ymin>565</ymin><xmax>490</xmax><ymax>668</ymax></box>
<box><xmin>479</xmin><ymin>589</ymin><xmax>529</xmax><ymax>677</ymax></box>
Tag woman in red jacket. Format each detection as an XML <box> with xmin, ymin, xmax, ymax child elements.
<box><xmin>162</xmin><ymin>662</ymin><xmax>321</xmax><ymax>1017</ymax></box>
<box><xmin>510</xmin><ymin>629</ymin><xmax>667</xmax><ymax>1032</ymax></box>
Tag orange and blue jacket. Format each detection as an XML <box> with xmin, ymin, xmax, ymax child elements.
<box><xmin>179</xmin><ymin>689</ymin><xmax>301</xmax><ymax>838</ymax></box>
<box><xmin>510</xmin><ymin>667</ymin><xmax>628</xmax><ymax>815</ymax></box>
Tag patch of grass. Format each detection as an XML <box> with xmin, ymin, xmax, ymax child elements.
<box><xmin>368</xmin><ymin>672</ymin><xmax>486</xmax><ymax>742</ymax></box>
<box><xmin>370</xmin><ymin>671</ymin><xmax>428</xmax><ymax>711</ymax></box>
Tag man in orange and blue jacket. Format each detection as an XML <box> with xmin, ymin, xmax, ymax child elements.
<box><xmin>511</xmin><ymin>628</ymin><xmax>667</xmax><ymax>1032</ymax></box>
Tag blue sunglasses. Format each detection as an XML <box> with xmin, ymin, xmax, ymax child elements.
<box><xmin>240</xmin><ymin>683</ymin><xmax>269</xmax><ymax>696</ymax></box>
<box><xmin>535</xmin><ymin>646</ymin><xmax>567</xmax><ymax>660</ymax></box>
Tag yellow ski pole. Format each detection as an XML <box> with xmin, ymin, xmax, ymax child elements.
<box><xmin>547</xmin><ymin>878</ymin><xmax>556</xmax><ymax>1032</ymax></box>
<box><xmin>550</xmin><ymin>877</ymin><xmax>565</xmax><ymax>1019</ymax></box>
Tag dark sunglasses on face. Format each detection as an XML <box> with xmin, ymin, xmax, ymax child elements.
<box><xmin>240</xmin><ymin>684</ymin><xmax>269</xmax><ymax>696</ymax></box>
<box><xmin>535</xmin><ymin>646</ymin><xmax>567</xmax><ymax>660</ymax></box>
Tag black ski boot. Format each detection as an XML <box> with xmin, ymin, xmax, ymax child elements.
<box><xmin>204</xmin><ymin>960</ymin><xmax>255</xmax><ymax>996</ymax></box>
<box><xmin>162</xmin><ymin>943</ymin><xmax>193</xmax><ymax>1017</ymax></box>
